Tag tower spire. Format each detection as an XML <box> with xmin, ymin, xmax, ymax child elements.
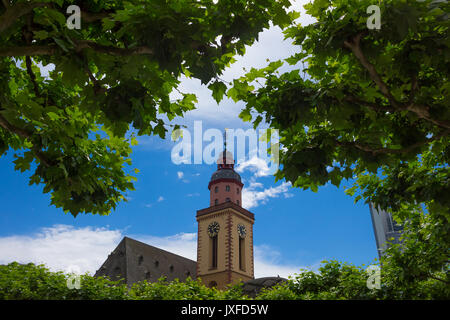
<box><xmin>224</xmin><ymin>128</ymin><xmax>227</xmax><ymax>150</ymax></box>
<box><xmin>223</xmin><ymin>128</ymin><xmax>227</xmax><ymax>165</ymax></box>
<box><xmin>217</xmin><ymin>128</ymin><xmax>234</xmax><ymax>169</ymax></box>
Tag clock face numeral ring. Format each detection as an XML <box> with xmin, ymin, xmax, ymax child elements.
<box><xmin>208</xmin><ymin>221</ymin><xmax>220</xmax><ymax>237</ymax></box>
<box><xmin>237</xmin><ymin>224</ymin><xmax>246</xmax><ymax>238</ymax></box>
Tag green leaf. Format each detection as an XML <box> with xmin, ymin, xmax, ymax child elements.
<box><xmin>53</xmin><ymin>38</ymin><xmax>69</xmax><ymax>52</ymax></box>
<box><xmin>34</xmin><ymin>30</ymin><xmax>49</xmax><ymax>40</ymax></box>
<box><xmin>47</xmin><ymin>112</ymin><xmax>60</xmax><ymax>121</ymax></box>
<box><xmin>43</xmin><ymin>8</ymin><xmax>67</xmax><ymax>26</ymax></box>
<box><xmin>253</xmin><ymin>115</ymin><xmax>263</xmax><ymax>129</ymax></box>
<box><xmin>239</xmin><ymin>109</ymin><xmax>252</xmax><ymax>122</ymax></box>
<box><xmin>208</xmin><ymin>81</ymin><xmax>227</xmax><ymax>104</ymax></box>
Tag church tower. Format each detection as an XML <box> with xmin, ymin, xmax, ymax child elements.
<box><xmin>196</xmin><ymin>145</ymin><xmax>255</xmax><ymax>289</ymax></box>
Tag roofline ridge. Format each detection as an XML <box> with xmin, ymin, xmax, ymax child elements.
<box><xmin>123</xmin><ymin>236</ymin><xmax>197</xmax><ymax>264</ymax></box>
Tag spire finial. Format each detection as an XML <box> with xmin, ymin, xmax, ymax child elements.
<box><xmin>224</xmin><ymin>128</ymin><xmax>228</xmax><ymax>151</ymax></box>
<box><xmin>223</xmin><ymin>128</ymin><xmax>227</xmax><ymax>165</ymax></box>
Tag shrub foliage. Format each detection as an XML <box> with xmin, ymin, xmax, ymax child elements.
<box><xmin>1</xmin><ymin>257</ymin><xmax>447</xmax><ymax>300</ymax></box>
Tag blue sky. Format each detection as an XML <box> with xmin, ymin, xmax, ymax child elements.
<box><xmin>0</xmin><ymin>1</ymin><xmax>379</xmax><ymax>278</ymax></box>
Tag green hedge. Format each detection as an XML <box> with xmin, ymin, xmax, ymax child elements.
<box><xmin>1</xmin><ymin>260</ymin><xmax>448</xmax><ymax>300</ymax></box>
<box><xmin>0</xmin><ymin>262</ymin><xmax>247</xmax><ymax>300</ymax></box>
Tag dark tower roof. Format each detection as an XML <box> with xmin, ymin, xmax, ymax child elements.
<box><xmin>208</xmin><ymin>131</ymin><xmax>242</xmax><ymax>189</ymax></box>
<box><xmin>210</xmin><ymin>168</ymin><xmax>242</xmax><ymax>183</ymax></box>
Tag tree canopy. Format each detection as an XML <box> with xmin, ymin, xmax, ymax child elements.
<box><xmin>228</xmin><ymin>0</ymin><xmax>449</xmax><ymax>286</ymax></box>
<box><xmin>0</xmin><ymin>0</ymin><xmax>295</xmax><ymax>216</ymax></box>
<box><xmin>229</xmin><ymin>0</ymin><xmax>449</xmax><ymax>216</ymax></box>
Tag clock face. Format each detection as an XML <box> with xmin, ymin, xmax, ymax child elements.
<box><xmin>237</xmin><ymin>224</ymin><xmax>246</xmax><ymax>238</ymax></box>
<box><xmin>207</xmin><ymin>221</ymin><xmax>220</xmax><ymax>237</ymax></box>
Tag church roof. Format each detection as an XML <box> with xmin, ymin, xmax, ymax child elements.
<box><xmin>94</xmin><ymin>237</ymin><xmax>197</xmax><ymax>286</ymax></box>
<box><xmin>242</xmin><ymin>277</ymin><xmax>288</xmax><ymax>298</ymax></box>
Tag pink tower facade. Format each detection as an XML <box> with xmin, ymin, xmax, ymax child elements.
<box><xmin>208</xmin><ymin>150</ymin><xmax>243</xmax><ymax>207</ymax></box>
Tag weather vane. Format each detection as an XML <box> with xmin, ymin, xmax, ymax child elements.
<box><xmin>222</xmin><ymin>128</ymin><xmax>228</xmax><ymax>164</ymax></box>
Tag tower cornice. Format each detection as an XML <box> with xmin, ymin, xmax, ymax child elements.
<box><xmin>208</xmin><ymin>177</ymin><xmax>244</xmax><ymax>190</ymax></box>
<box><xmin>196</xmin><ymin>201</ymin><xmax>255</xmax><ymax>221</ymax></box>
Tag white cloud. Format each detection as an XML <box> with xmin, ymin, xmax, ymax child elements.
<box><xmin>0</xmin><ymin>225</ymin><xmax>122</xmax><ymax>274</ymax></box>
<box><xmin>187</xmin><ymin>193</ymin><xmax>200</xmax><ymax>197</ymax></box>
<box><xmin>176</xmin><ymin>170</ymin><xmax>190</xmax><ymax>183</ymax></box>
<box><xmin>236</xmin><ymin>156</ymin><xmax>273</xmax><ymax>178</ymax></box>
<box><xmin>235</xmin><ymin>155</ymin><xmax>293</xmax><ymax>210</ymax></box>
<box><xmin>145</xmin><ymin>195</ymin><xmax>165</xmax><ymax>208</ymax></box>
<box><xmin>242</xmin><ymin>182</ymin><xmax>292</xmax><ymax>210</ymax></box>
<box><xmin>254</xmin><ymin>245</ymin><xmax>305</xmax><ymax>278</ymax></box>
<box><xmin>166</xmin><ymin>1</ymin><xmax>315</xmax><ymax>126</ymax></box>
<box><xmin>0</xmin><ymin>225</ymin><xmax>307</xmax><ymax>279</ymax></box>
<box><xmin>175</xmin><ymin>171</ymin><xmax>190</xmax><ymax>183</ymax></box>
<box><xmin>135</xmin><ymin>233</ymin><xmax>197</xmax><ymax>261</ymax></box>
<box><xmin>249</xmin><ymin>182</ymin><xmax>263</xmax><ymax>189</ymax></box>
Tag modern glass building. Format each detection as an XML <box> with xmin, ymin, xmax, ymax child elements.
<box><xmin>369</xmin><ymin>203</ymin><xmax>403</xmax><ymax>259</ymax></box>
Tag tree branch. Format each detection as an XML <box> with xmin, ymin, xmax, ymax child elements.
<box><xmin>0</xmin><ymin>113</ymin><xmax>31</xmax><ymax>139</ymax></box>
<box><xmin>0</xmin><ymin>45</ymin><xmax>58</xmax><ymax>56</ymax></box>
<box><xmin>336</xmin><ymin>129</ymin><xmax>449</xmax><ymax>156</ymax></box>
<box><xmin>344</xmin><ymin>32</ymin><xmax>402</xmax><ymax>109</ymax></box>
<box><xmin>344</xmin><ymin>33</ymin><xmax>450</xmax><ymax>130</ymax></box>
<box><xmin>81</xmin><ymin>11</ymin><xmax>113</xmax><ymax>23</ymax></box>
<box><xmin>343</xmin><ymin>95</ymin><xmax>394</xmax><ymax>113</ymax></box>
<box><xmin>0</xmin><ymin>1</ymin><xmax>116</xmax><ymax>33</ymax></box>
<box><xmin>0</xmin><ymin>41</ymin><xmax>154</xmax><ymax>57</ymax></box>
<box><xmin>0</xmin><ymin>2</ymin><xmax>48</xmax><ymax>34</ymax></box>
<box><xmin>83</xmin><ymin>59</ymin><xmax>107</xmax><ymax>95</ymax></box>
<box><xmin>409</xmin><ymin>73</ymin><xmax>419</xmax><ymax>105</ymax></box>
<box><xmin>406</xmin><ymin>104</ymin><xmax>450</xmax><ymax>130</ymax></box>
<box><xmin>26</xmin><ymin>56</ymin><xmax>40</xmax><ymax>97</ymax></box>
<box><xmin>0</xmin><ymin>113</ymin><xmax>51</xmax><ymax>167</ymax></box>
<box><xmin>428</xmin><ymin>274</ymin><xmax>449</xmax><ymax>285</ymax></box>
<box><xmin>74</xmin><ymin>40</ymin><xmax>154</xmax><ymax>56</ymax></box>
<box><xmin>23</xmin><ymin>14</ymin><xmax>41</xmax><ymax>98</ymax></box>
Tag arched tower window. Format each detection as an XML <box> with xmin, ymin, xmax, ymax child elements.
<box><xmin>226</xmin><ymin>185</ymin><xmax>230</xmax><ymax>192</ymax></box>
<box><xmin>211</xmin><ymin>235</ymin><xmax>218</xmax><ymax>269</ymax></box>
<box><xmin>239</xmin><ymin>237</ymin><xmax>245</xmax><ymax>271</ymax></box>
<box><xmin>215</xmin><ymin>199</ymin><xmax>218</xmax><ymax>205</ymax></box>
<box><xmin>215</xmin><ymin>186</ymin><xmax>219</xmax><ymax>193</ymax></box>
